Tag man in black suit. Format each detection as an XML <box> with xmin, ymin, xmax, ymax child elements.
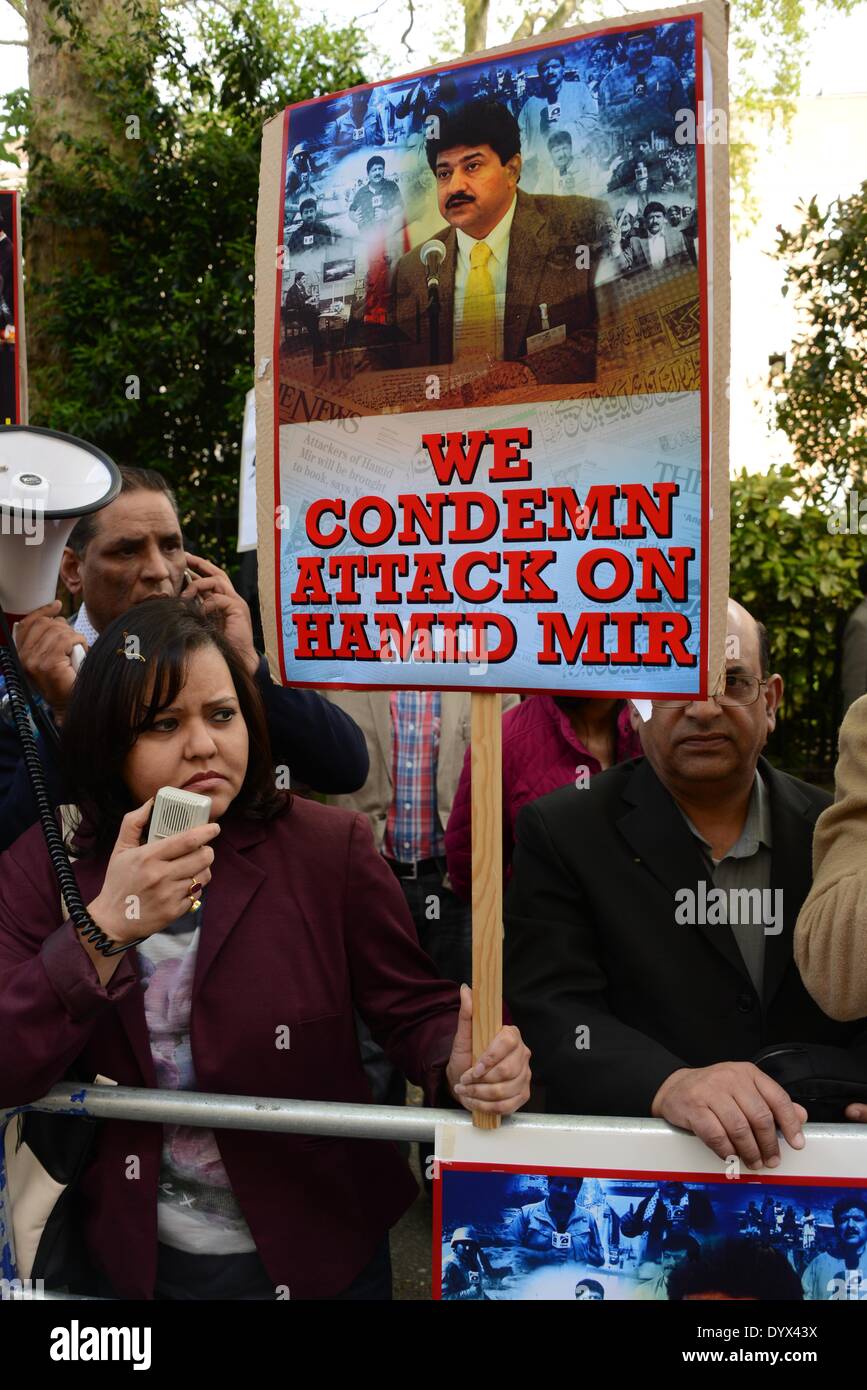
<box><xmin>505</xmin><ymin>600</ymin><xmax>867</xmax><ymax>1169</ymax></box>
<box><xmin>390</xmin><ymin>98</ymin><xmax>607</xmax><ymax>383</ymax></box>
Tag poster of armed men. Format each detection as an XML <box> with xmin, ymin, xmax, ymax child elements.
<box><xmin>255</xmin><ymin>2</ymin><xmax>729</xmax><ymax>699</ymax></box>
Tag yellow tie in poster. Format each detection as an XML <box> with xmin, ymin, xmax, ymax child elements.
<box><xmin>459</xmin><ymin>240</ymin><xmax>496</xmax><ymax>359</ymax></box>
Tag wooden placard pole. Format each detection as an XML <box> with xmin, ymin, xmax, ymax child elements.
<box><xmin>470</xmin><ymin>690</ymin><xmax>503</xmax><ymax>1131</ymax></box>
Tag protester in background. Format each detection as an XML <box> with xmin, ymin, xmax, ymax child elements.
<box><xmin>0</xmin><ymin>466</ymin><xmax>368</xmax><ymax>851</ymax></box>
<box><xmin>840</xmin><ymin>560</ymin><xmax>867</xmax><ymax>714</ymax></box>
<box><xmin>505</xmin><ymin>600</ymin><xmax>867</xmax><ymax>1167</ymax></box>
<box><xmin>795</xmin><ymin>691</ymin><xmax>867</xmax><ymax>1033</ymax></box>
<box><xmin>325</xmin><ymin>688</ymin><xmax>518</xmax><ymax>988</ymax></box>
<box><xmin>446</xmin><ymin>694</ymin><xmax>640</xmax><ymax>901</ymax></box>
<box><xmin>322</xmin><ymin>686</ymin><xmax>517</xmax><ymax>1168</ymax></box>
<box><xmin>0</xmin><ymin>599</ymin><xmax>530</xmax><ymax>1299</ymax></box>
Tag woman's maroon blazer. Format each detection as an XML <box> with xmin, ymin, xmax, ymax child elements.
<box><xmin>0</xmin><ymin>797</ymin><xmax>460</xmax><ymax>1298</ymax></box>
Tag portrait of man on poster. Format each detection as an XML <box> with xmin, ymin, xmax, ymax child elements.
<box><xmin>389</xmin><ymin>97</ymin><xmax>609</xmax><ymax>384</ymax></box>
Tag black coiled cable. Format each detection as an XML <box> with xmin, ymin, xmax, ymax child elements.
<box><xmin>0</xmin><ymin>614</ymin><xmax>139</xmax><ymax>957</ymax></box>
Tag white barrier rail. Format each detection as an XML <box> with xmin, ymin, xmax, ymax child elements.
<box><xmin>4</xmin><ymin>1081</ymin><xmax>656</xmax><ymax>1140</ymax></box>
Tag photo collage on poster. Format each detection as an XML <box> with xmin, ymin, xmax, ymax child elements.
<box><xmin>278</xmin><ymin>17</ymin><xmax>702</xmax><ymax>416</ymax></box>
<box><xmin>438</xmin><ymin>1168</ymin><xmax>867</xmax><ymax>1301</ymax></box>
<box><xmin>0</xmin><ymin>191</ymin><xmax>19</xmax><ymax>424</ymax></box>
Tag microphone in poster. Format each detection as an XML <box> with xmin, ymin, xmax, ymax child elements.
<box><xmin>420</xmin><ymin>238</ymin><xmax>447</xmax><ymax>364</ymax></box>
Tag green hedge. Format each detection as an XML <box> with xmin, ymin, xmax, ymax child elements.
<box><xmin>730</xmin><ymin>464</ymin><xmax>863</xmax><ymax>779</ymax></box>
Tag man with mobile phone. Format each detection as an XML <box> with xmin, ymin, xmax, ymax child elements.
<box><xmin>0</xmin><ymin>465</ymin><xmax>369</xmax><ymax>850</ymax></box>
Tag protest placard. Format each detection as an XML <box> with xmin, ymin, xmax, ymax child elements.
<box><xmin>434</xmin><ymin>1120</ymin><xmax>867</xmax><ymax>1301</ymax></box>
<box><xmin>254</xmin><ymin>0</ymin><xmax>729</xmax><ymax>699</ymax></box>
<box><xmin>0</xmin><ymin>190</ymin><xmax>25</xmax><ymax>426</ymax></box>
<box><xmin>255</xmin><ymin>1</ymin><xmax>730</xmax><ymax>1126</ymax></box>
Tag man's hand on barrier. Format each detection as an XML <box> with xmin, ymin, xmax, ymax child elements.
<box><xmin>87</xmin><ymin>799</ymin><xmax>221</xmax><ymax>949</ymax></box>
<box><xmin>651</xmin><ymin>1062</ymin><xmax>808</xmax><ymax>1170</ymax></box>
<box><xmin>446</xmin><ymin>984</ymin><xmax>531</xmax><ymax>1116</ymax></box>
<box><xmin>181</xmin><ymin>552</ymin><xmax>259</xmax><ymax>677</ymax></box>
<box><xmin>13</xmin><ymin>601</ymin><xmax>87</xmax><ymax>718</ymax></box>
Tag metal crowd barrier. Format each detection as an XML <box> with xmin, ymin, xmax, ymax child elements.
<box><xmin>1</xmin><ymin>1081</ymin><xmax>656</xmax><ymax>1296</ymax></box>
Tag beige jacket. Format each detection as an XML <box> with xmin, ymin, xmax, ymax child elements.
<box><xmin>323</xmin><ymin>690</ymin><xmax>519</xmax><ymax>851</ymax></box>
<box><xmin>795</xmin><ymin>694</ymin><xmax>867</xmax><ymax>1020</ymax></box>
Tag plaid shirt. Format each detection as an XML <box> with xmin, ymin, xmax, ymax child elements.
<box><xmin>383</xmin><ymin>689</ymin><xmax>444</xmax><ymax>862</ymax></box>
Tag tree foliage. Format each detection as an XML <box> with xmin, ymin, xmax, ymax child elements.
<box><xmin>773</xmin><ymin>181</ymin><xmax>867</xmax><ymax>503</ymax></box>
<box><xmin>446</xmin><ymin>0</ymin><xmax>865</xmax><ymax>217</ymax></box>
<box><xmin>0</xmin><ymin>0</ymin><xmax>366</xmax><ymax>569</ymax></box>
<box><xmin>730</xmin><ymin>463</ymin><xmax>861</xmax><ymax>775</ymax></box>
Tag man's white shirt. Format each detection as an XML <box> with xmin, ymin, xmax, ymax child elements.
<box><xmin>453</xmin><ymin>196</ymin><xmax>517</xmax><ymax>360</ymax></box>
<box><xmin>518</xmin><ymin>82</ymin><xmax>597</xmax><ymax>164</ymax></box>
<box><xmin>646</xmin><ymin>230</ymin><xmax>667</xmax><ymax>269</ymax></box>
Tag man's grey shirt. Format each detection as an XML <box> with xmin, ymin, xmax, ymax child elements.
<box><xmin>678</xmin><ymin>771</ymin><xmax>773</xmax><ymax>996</ymax></box>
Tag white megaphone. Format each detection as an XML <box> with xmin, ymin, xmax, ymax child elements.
<box><xmin>0</xmin><ymin>425</ymin><xmax>121</xmax><ymax>627</ymax></box>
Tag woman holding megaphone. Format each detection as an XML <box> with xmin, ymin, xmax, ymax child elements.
<box><xmin>0</xmin><ymin>597</ymin><xmax>530</xmax><ymax>1300</ymax></box>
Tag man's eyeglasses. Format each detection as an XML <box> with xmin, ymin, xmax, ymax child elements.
<box><xmin>651</xmin><ymin>672</ymin><xmax>768</xmax><ymax>711</ymax></box>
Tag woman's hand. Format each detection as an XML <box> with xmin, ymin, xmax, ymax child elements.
<box><xmin>445</xmin><ymin>984</ymin><xmax>531</xmax><ymax>1117</ymax></box>
<box><xmin>87</xmin><ymin>799</ymin><xmax>221</xmax><ymax>948</ymax></box>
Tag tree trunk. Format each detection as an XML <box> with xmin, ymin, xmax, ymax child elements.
<box><xmin>464</xmin><ymin>0</ymin><xmax>489</xmax><ymax>55</ymax></box>
<box><xmin>24</xmin><ymin>0</ymin><xmax>156</xmax><ymax>416</ymax></box>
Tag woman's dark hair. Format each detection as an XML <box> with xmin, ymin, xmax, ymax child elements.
<box><xmin>425</xmin><ymin>98</ymin><xmax>520</xmax><ymax>172</ymax></box>
<box><xmin>61</xmin><ymin>597</ymin><xmax>287</xmax><ymax>856</ymax></box>
<box><xmin>666</xmin><ymin>1239</ymin><xmax>803</xmax><ymax>1301</ymax></box>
